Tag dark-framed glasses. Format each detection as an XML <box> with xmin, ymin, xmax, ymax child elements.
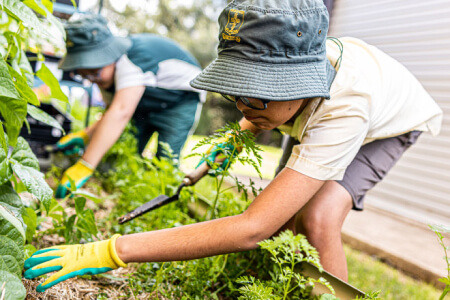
<box><xmin>71</xmin><ymin>68</ymin><xmax>103</xmax><ymax>82</ymax></box>
<box><xmin>221</xmin><ymin>94</ymin><xmax>270</xmax><ymax>110</ymax></box>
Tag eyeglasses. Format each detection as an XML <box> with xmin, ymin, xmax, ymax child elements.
<box><xmin>221</xmin><ymin>94</ymin><xmax>270</xmax><ymax>110</ymax></box>
<box><xmin>71</xmin><ymin>68</ymin><xmax>103</xmax><ymax>82</ymax></box>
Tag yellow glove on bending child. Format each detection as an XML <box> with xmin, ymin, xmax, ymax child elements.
<box><xmin>55</xmin><ymin>159</ymin><xmax>94</xmax><ymax>198</ymax></box>
<box><xmin>56</xmin><ymin>130</ymin><xmax>90</xmax><ymax>155</ymax></box>
<box><xmin>197</xmin><ymin>132</ymin><xmax>243</xmax><ymax>173</ymax></box>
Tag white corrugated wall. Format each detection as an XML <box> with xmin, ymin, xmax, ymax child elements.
<box><xmin>329</xmin><ymin>0</ymin><xmax>450</xmax><ymax>227</ymax></box>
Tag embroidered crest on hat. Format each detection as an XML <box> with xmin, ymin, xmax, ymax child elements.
<box><xmin>223</xmin><ymin>9</ymin><xmax>245</xmax><ymax>42</ymax></box>
<box><xmin>66</xmin><ymin>38</ymin><xmax>74</xmax><ymax>48</ymax></box>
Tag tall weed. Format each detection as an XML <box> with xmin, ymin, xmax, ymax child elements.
<box><xmin>429</xmin><ymin>224</ymin><xmax>450</xmax><ymax>300</ymax></box>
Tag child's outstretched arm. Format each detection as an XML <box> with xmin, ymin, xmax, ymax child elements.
<box><xmin>25</xmin><ymin>168</ymin><xmax>324</xmax><ymax>292</ymax></box>
<box><xmin>117</xmin><ymin>167</ymin><xmax>324</xmax><ymax>262</ymax></box>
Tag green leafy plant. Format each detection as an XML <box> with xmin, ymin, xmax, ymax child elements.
<box><xmin>88</xmin><ymin>125</ymin><xmax>251</xmax><ymax>297</ymax></box>
<box><xmin>0</xmin><ymin>1</ymin><xmax>68</xmax><ymax>298</ymax></box>
<box><xmin>187</xmin><ymin>121</ymin><xmax>263</xmax><ymax>219</ymax></box>
<box><xmin>429</xmin><ymin>224</ymin><xmax>450</xmax><ymax>300</ymax></box>
<box><xmin>38</xmin><ymin>167</ymin><xmax>100</xmax><ymax>244</ymax></box>
<box><xmin>0</xmin><ymin>182</ymin><xmax>26</xmax><ymax>299</ymax></box>
<box><xmin>354</xmin><ymin>291</ymin><xmax>381</xmax><ymax>300</ymax></box>
<box><xmin>237</xmin><ymin>230</ymin><xmax>334</xmax><ymax>300</ymax></box>
<box><xmin>236</xmin><ymin>276</ymin><xmax>280</xmax><ymax>300</ymax></box>
<box><xmin>41</xmin><ymin>195</ymin><xmax>99</xmax><ymax>244</ymax></box>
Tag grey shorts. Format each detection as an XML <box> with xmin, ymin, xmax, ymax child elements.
<box><xmin>276</xmin><ymin>131</ymin><xmax>422</xmax><ymax>210</ymax></box>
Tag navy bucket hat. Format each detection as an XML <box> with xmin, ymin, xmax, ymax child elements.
<box><xmin>190</xmin><ymin>0</ymin><xmax>336</xmax><ymax>101</ymax></box>
<box><xmin>59</xmin><ymin>14</ymin><xmax>132</xmax><ymax>71</ymax></box>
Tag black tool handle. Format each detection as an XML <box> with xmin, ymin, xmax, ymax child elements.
<box><xmin>118</xmin><ymin>163</ymin><xmax>211</xmax><ymax>225</ymax></box>
<box><xmin>118</xmin><ymin>194</ymin><xmax>179</xmax><ymax>224</ymax></box>
<box><xmin>44</xmin><ymin>144</ymin><xmax>77</xmax><ymax>154</ymax></box>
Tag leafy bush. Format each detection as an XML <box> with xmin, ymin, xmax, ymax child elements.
<box><xmin>186</xmin><ymin>121</ymin><xmax>263</xmax><ymax>219</ymax></box>
<box><xmin>0</xmin><ymin>1</ymin><xmax>69</xmax><ymax>298</ymax></box>
<box><xmin>237</xmin><ymin>230</ymin><xmax>334</xmax><ymax>300</ymax></box>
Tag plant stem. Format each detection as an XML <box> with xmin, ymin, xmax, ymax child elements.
<box><xmin>285</xmin><ymin>252</ymin><xmax>297</xmax><ymax>298</ymax></box>
<box><xmin>154</xmin><ymin>262</ymin><xmax>167</xmax><ymax>293</ymax></box>
<box><xmin>430</xmin><ymin>227</ymin><xmax>450</xmax><ymax>300</ymax></box>
<box><xmin>210</xmin><ymin>146</ymin><xmax>237</xmax><ymax>219</ymax></box>
<box><xmin>205</xmin><ymin>254</ymin><xmax>229</xmax><ymax>293</ymax></box>
<box><xmin>4</xmin><ymin>22</ymin><xmax>22</xmax><ymax>61</ymax></box>
<box><xmin>437</xmin><ymin>235</ymin><xmax>449</xmax><ymax>300</ymax></box>
<box><xmin>219</xmin><ymin>186</ymin><xmax>236</xmax><ymax>193</ymax></box>
<box><xmin>209</xmin><ymin>176</ymin><xmax>219</xmax><ymax>219</ymax></box>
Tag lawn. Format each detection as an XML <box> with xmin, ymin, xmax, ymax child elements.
<box><xmin>345</xmin><ymin>245</ymin><xmax>442</xmax><ymax>299</ymax></box>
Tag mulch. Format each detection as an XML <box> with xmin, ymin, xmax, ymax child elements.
<box><xmin>21</xmin><ymin>181</ymin><xmax>161</xmax><ymax>299</ymax></box>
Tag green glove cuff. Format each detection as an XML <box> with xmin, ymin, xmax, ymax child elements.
<box><xmin>197</xmin><ymin>142</ymin><xmax>237</xmax><ymax>173</ymax></box>
<box><xmin>57</xmin><ymin>130</ymin><xmax>89</xmax><ymax>153</ymax></box>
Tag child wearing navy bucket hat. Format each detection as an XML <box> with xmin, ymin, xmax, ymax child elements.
<box><xmin>25</xmin><ymin>0</ymin><xmax>442</xmax><ymax>293</ymax></box>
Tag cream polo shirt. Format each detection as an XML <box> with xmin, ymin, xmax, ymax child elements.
<box><xmin>278</xmin><ymin>37</ymin><xmax>443</xmax><ymax>181</ymax></box>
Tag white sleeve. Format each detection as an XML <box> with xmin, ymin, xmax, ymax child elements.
<box><xmin>156</xmin><ymin>59</ymin><xmax>206</xmax><ymax>101</ymax></box>
<box><xmin>114</xmin><ymin>55</ymin><xmax>156</xmax><ymax>90</ymax></box>
<box><xmin>286</xmin><ymin>95</ymin><xmax>370</xmax><ymax>180</ymax></box>
<box><xmin>114</xmin><ymin>56</ymin><xmax>206</xmax><ymax>101</ymax></box>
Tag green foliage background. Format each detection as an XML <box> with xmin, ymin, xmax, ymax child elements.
<box><xmin>0</xmin><ymin>1</ymin><xmax>73</xmax><ymax>298</ymax></box>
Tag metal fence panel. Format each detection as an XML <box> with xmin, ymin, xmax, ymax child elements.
<box><xmin>329</xmin><ymin>0</ymin><xmax>450</xmax><ymax>227</ymax></box>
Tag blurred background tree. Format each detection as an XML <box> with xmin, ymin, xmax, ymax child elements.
<box><xmin>100</xmin><ymin>0</ymin><xmax>220</xmax><ymax>68</ymax></box>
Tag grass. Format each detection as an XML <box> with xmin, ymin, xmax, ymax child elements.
<box><xmin>345</xmin><ymin>245</ymin><xmax>443</xmax><ymax>299</ymax></box>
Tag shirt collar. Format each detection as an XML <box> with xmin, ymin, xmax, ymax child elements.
<box><xmin>277</xmin><ymin>97</ymin><xmax>323</xmax><ymax>141</ymax></box>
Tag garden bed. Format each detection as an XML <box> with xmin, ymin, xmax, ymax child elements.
<box><xmin>17</xmin><ymin>128</ymin><xmax>340</xmax><ymax>299</ymax></box>
<box><xmin>17</xmin><ymin>129</ymin><xmax>446</xmax><ymax>299</ymax></box>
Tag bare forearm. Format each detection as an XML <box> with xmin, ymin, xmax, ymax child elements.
<box><xmin>82</xmin><ymin>109</ymin><xmax>131</xmax><ymax>167</ymax></box>
<box><xmin>84</xmin><ymin>120</ymin><xmax>100</xmax><ymax>137</ymax></box>
<box><xmin>82</xmin><ymin>86</ymin><xmax>144</xmax><ymax>168</ymax></box>
<box><xmin>116</xmin><ymin>214</ymin><xmax>258</xmax><ymax>263</ymax></box>
<box><xmin>115</xmin><ymin>169</ymin><xmax>324</xmax><ymax>264</ymax></box>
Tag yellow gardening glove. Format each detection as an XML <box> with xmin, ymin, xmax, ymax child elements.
<box><xmin>24</xmin><ymin>234</ymin><xmax>126</xmax><ymax>292</ymax></box>
<box><xmin>56</xmin><ymin>129</ymin><xmax>90</xmax><ymax>155</ymax></box>
<box><xmin>55</xmin><ymin>159</ymin><xmax>94</xmax><ymax>198</ymax></box>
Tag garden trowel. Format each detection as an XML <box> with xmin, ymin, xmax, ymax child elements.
<box><xmin>118</xmin><ymin>162</ymin><xmax>210</xmax><ymax>224</ymax></box>
<box><xmin>299</xmin><ymin>262</ymin><xmax>365</xmax><ymax>298</ymax></box>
